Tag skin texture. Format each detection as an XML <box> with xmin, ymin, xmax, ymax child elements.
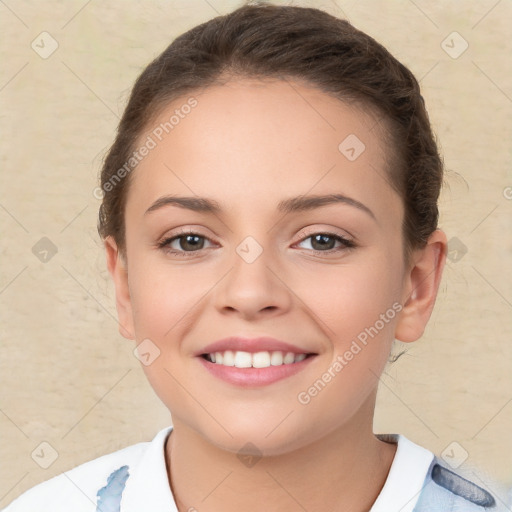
<box><xmin>105</xmin><ymin>78</ymin><xmax>447</xmax><ymax>512</ymax></box>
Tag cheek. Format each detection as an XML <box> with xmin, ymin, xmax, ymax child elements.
<box><xmin>303</xmin><ymin>253</ymin><xmax>403</xmax><ymax>345</ymax></box>
<box><xmin>127</xmin><ymin>254</ymin><xmax>211</xmax><ymax>340</ymax></box>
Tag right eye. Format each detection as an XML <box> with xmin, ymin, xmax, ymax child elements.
<box><xmin>157</xmin><ymin>230</ymin><xmax>216</xmax><ymax>257</ymax></box>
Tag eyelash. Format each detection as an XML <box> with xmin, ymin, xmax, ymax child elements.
<box><xmin>157</xmin><ymin>229</ymin><xmax>356</xmax><ymax>257</ymax></box>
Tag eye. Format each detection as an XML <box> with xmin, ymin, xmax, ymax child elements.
<box><xmin>295</xmin><ymin>232</ymin><xmax>355</xmax><ymax>254</ymax></box>
<box><xmin>157</xmin><ymin>230</ymin><xmax>215</xmax><ymax>256</ymax></box>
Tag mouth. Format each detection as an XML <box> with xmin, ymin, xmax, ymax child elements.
<box><xmin>200</xmin><ymin>350</ymin><xmax>315</xmax><ymax>368</ymax></box>
<box><xmin>195</xmin><ymin>336</ymin><xmax>319</xmax><ymax>387</ymax></box>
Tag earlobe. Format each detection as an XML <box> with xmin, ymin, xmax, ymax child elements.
<box><xmin>394</xmin><ymin>229</ymin><xmax>447</xmax><ymax>343</ymax></box>
<box><xmin>104</xmin><ymin>236</ymin><xmax>135</xmax><ymax>340</ymax></box>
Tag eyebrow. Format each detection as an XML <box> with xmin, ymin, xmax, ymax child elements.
<box><xmin>144</xmin><ymin>193</ymin><xmax>375</xmax><ymax>220</ymax></box>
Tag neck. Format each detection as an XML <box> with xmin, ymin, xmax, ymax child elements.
<box><xmin>165</xmin><ymin>394</ymin><xmax>397</xmax><ymax>512</ymax></box>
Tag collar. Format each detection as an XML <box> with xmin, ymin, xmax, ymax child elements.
<box><xmin>119</xmin><ymin>428</ymin><xmax>433</xmax><ymax>512</ymax></box>
<box><xmin>120</xmin><ymin>426</ymin><xmax>176</xmax><ymax>512</ymax></box>
<box><xmin>370</xmin><ymin>433</ymin><xmax>434</xmax><ymax>512</ymax></box>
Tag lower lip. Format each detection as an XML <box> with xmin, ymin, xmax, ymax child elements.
<box><xmin>197</xmin><ymin>355</ymin><xmax>317</xmax><ymax>387</ymax></box>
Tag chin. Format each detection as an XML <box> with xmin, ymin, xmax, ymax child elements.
<box><xmin>191</xmin><ymin>415</ymin><xmax>316</xmax><ymax>458</ymax></box>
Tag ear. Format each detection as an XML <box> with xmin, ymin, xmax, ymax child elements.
<box><xmin>394</xmin><ymin>229</ymin><xmax>447</xmax><ymax>343</ymax></box>
<box><xmin>105</xmin><ymin>236</ymin><xmax>135</xmax><ymax>340</ymax></box>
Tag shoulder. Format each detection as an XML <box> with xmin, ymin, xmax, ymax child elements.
<box><xmin>414</xmin><ymin>456</ymin><xmax>509</xmax><ymax>511</ymax></box>
<box><xmin>1</xmin><ymin>438</ymin><xmax>151</xmax><ymax>512</ymax></box>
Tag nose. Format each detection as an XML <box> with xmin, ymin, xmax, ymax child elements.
<box><xmin>213</xmin><ymin>242</ymin><xmax>293</xmax><ymax>320</ymax></box>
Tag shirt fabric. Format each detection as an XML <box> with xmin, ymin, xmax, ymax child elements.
<box><xmin>2</xmin><ymin>426</ymin><xmax>507</xmax><ymax>511</ymax></box>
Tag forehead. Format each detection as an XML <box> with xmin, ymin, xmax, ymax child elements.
<box><xmin>127</xmin><ymin>78</ymin><xmax>400</xmax><ymax>223</ymax></box>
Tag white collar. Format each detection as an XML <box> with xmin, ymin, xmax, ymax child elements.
<box><xmin>120</xmin><ymin>428</ymin><xmax>433</xmax><ymax>512</ymax></box>
<box><xmin>121</xmin><ymin>426</ymin><xmax>176</xmax><ymax>512</ymax></box>
<box><xmin>370</xmin><ymin>433</ymin><xmax>434</xmax><ymax>512</ymax></box>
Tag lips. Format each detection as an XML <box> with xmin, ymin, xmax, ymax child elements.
<box><xmin>196</xmin><ymin>336</ymin><xmax>316</xmax><ymax>357</ymax></box>
<box><xmin>195</xmin><ymin>336</ymin><xmax>318</xmax><ymax>387</ymax></box>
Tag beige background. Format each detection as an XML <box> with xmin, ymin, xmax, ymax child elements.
<box><xmin>1</xmin><ymin>0</ymin><xmax>511</xmax><ymax>506</ymax></box>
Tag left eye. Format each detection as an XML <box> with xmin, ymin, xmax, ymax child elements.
<box><xmin>296</xmin><ymin>233</ymin><xmax>354</xmax><ymax>252</ymax></box>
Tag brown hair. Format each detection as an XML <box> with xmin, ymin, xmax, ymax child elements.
<box><xmin>97</xmin><ymin>1</ymin><xmax>443</xmax><ymax>263</ymax></box>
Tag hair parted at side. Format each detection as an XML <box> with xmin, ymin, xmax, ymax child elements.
<box><xmin>97</xmin><ymin>0</ymin><xmax>443</xmax><ymax>262</ymax></box>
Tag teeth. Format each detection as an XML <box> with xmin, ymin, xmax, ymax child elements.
<box><xmin>283</xmin><ymin>352</ymin><xmax>295</xmax><ymax>364</ymax></box>
<box><xmin>270</xmin><ymin>351</ymin><xmax>283</xmax><ymax>366</ymax></box>
<box><xmin>234</xmin><ymin>351</ymin><xmax>252</xmax><ymax>368</ymax></box>
<box><xmin>253</xmin><ymin>351</ymin><xmax>271</xmax><ymax>368</ymax></box>
<box><xmin>222</xmin><ymin>350</ymin><xmax>234</xmax><ymax>366</ymax></box>
<box><xmin>206</xmin><ymin>350</ymin><xmax>308</xmax><ymax>368</ymax></box>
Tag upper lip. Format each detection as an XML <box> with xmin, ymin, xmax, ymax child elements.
<box><xmin>196</xmin><ymin>336</ymin><xmax>317</xmax><ymax>356</ymax></box>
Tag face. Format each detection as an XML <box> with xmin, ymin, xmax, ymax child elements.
<box><xmin>108</xmin><ymin>78</ymin><xmax>426</xmax><ymax>456</ymax></box>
